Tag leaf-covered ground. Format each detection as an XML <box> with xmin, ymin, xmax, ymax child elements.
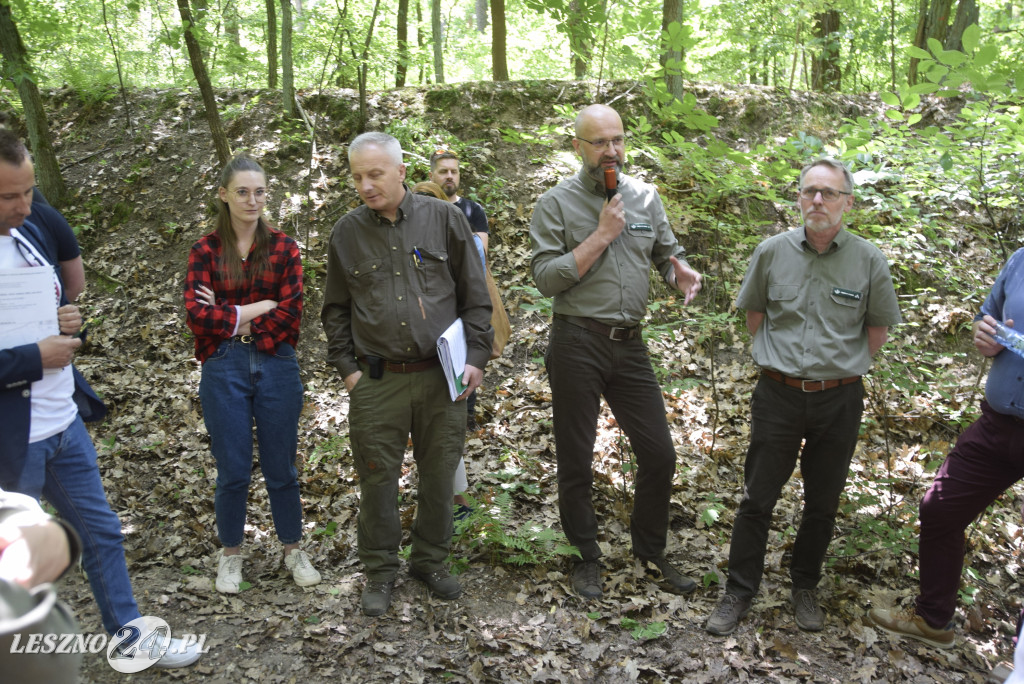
<box><xmin>17</xmin><ymin>81</ymin><xmax>1022</xmax><ymax>682</ymax></box>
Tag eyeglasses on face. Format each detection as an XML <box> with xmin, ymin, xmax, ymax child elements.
<box><xmin>575</xmin><ymin>135</ymin><xmax>626</xmax><ymax>149</ymax></box>
<box><xmin>230</xmin><ymin>188</ymin><xmax>267</xmax><ymax>201</ymax></box>
<box><xmin>798</xmin><ymin>187</ymin><xmax>851</xmax><ymax>202</ymax></box>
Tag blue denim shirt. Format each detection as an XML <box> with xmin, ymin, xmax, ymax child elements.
<box><xmin>980</xmin><ymin>247</ymin><xmax>1024</xmax><ymax>418</ymax></box>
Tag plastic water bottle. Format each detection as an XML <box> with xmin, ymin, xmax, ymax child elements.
<box><xmin>992</xmin><ymin>321</ymin><xmax>1024</xmax><ymax>359</ymax></box>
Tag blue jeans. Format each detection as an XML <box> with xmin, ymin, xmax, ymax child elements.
<box><xmin>199</xmin><ymin>339</ymin><xmax>304</xmax><ymax>548</ymax></box>
<box><xmin>8</xmin><ymin>416</ymin><xmax>141</xmax><ymax>634</ymax></box>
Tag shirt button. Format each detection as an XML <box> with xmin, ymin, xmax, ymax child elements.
<box><xmin>353</xmin><ymin>270</ymin><xmax>360</xmax><ymax>275</ymax></box>
<box><xmin>400</xmin><ymin>321</ymin><xmax>407</xmax><ymax>326</ymax></box>
<box><xmin>392</xmin><ymin>246</ymin><xmax>397</xmax><ymax>250</ymax></box>
<box><xmin>397</xmin><ymin>296</ymin><xmax>403</xmax><ymax>301</ymax></box>
<box><xmin>21</xmin><ymin>389</ymin><xmax>30</xmax><ymax>398</ymax></box>
<box><xmin>395</xmin><ymin>271</ymin><xmax>401</xmax><ymax>276</ymax></box>
<box><xmin>372</xmin><ymin>264</ymin><xmax>378</xmax><ymax>270</ymax></box>
<box><xmin>407</xmin><ymin>347</ymin><xmax>412</xmax><ymax>352</ymax></box>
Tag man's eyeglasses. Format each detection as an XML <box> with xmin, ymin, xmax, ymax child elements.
<box><xmin>799</xmin><ymin>187</ymin><xmax>851</xmax><ymax>202</ymax></box>
<box><xmin>231</xmin><ymin>188</ymin><xmax>267</xmax><ymax>201</ymax></box>
<box><xmin>575</xmin><ymin>136</ymin><xmax>626</xmax><ymax>149</ymax></box>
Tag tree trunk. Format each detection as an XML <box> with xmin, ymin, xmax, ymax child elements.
<box><xmin>431</xmin><ymin>0</ymin><xmax>444</xmax><ymax>83</ymax></box>
<box><xmin>567</xmin><ymin>0</ymin><xmax>589</xmax><ymax>78</ymax></box>
<box><xmin>490</xmin><ymin>0</ymin><xmax>508</xmax><ymax>81</ymax></box>
<box><xmin>660</xmin><ymin>0</ymin><xmax>684</xmax><ymax>100</ymax></box>
<box><xmin>908</xmin><ymin>0</ymin><xmax>952</xmax><ymax>83</ymax></box>
<box><xmin>176</xmin><ymin>0</ymin><xmax>231</xmax><ymax>166</ymax></box>
<box><xmin>811</xmin><ymin>9</ymin><xmax>841</xmax><ymax>92</ymax></box>
<box><xmin>266</xmin><ymin>0</ymin><xmax>278</xmax><ymax>88</ymax></box>
<box><xmin>354</xmin><ymin>0</ymin><xmax>382</xmax><ymax>129</ymax></box>
<box><xmin>417</xmin><ymin>0</ymin><xmax>426</xmax><ymax>83</ymax></box>
<box><xmin>475</xmin><ymin>0</ymin><xmax>488</xmax><ymax>32</ymax></box>
<box><xmin>944</xmin><ymin>0</ymin><xmax>978</xmax><ymax>51</ymax></box>
<box><xmin>281</xmin><ymin>0</ymin><xmax>296</xmax><ymax>117</ymax></box>
<box><xmin>396</xmin><ymin>0</ymin><xmax>409</xmax><ymax>87</ymax></box>
<box><xmin>223</xmin><ymin>0</ymin><xmax>240</xmax><ymax>47</ymax></box>
<box><xmin>0</xmin><ymin>3</ymin><xmax>67</xmax><ymax>206</ymax></box>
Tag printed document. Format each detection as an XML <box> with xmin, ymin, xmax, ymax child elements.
<box><xmin>437</xmin><ymin>318</ymin><xmax>467</xmax><ymax>401</ymax></box>
<box><xmin>0</xmin><ymin>266</ymin><xmax>58</xmax><ymax>350</ymax></box>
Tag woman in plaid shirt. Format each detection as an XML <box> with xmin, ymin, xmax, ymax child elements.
<box><xmin>184</xmin><ymin>154</ymin><xmax>320</xmax><ymax>593</ymax></box>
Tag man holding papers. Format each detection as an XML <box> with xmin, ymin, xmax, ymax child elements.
<box><xmin>322</xmin><ymin>132</ymin><xmax>492</xmax><ymax>616</ymax></box>
<box><xmin>530</xmin><ymin>104</ymin><xmax>703</xmax><ymax>599</ymax></box>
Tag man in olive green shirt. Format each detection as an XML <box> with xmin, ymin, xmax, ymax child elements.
<box><xmin>705</xmin><ymin>157</ymin><xmax>901</xmax><ymax>637</ymax></box>
<box><xmin>322</xmin><ymin>132</ymin><xmax>492</xmax><ymax>616</ymax></box>
<box><xmin>530</xmin><ymin>104</ymin><xmax>702</xmax><ymax>599</ymax></box>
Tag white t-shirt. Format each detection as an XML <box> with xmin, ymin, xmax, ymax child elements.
<box><xmin>0</xmin><ymin>234</ymin><xmax>77</xmax><ymax>442</ymax></box>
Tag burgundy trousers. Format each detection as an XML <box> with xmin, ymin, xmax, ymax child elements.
<box><xmin>916</xmin><ymin>400</ymin><xmax>1024</xmax><ymax>628</ymax></box>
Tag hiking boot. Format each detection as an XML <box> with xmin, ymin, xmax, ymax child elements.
<box><xmin>409</xmin><ymin>566</ymin><xmax>462</xmax><ymax>599</ymax></box>
<box><xmin>706</xmin><ymin>593</ymin><xmax>752</xmax><ymax>636</ymax></box>
<box><xmin>571</xmin><ymin>560</ymin><xmax>603</xmax><ymax>599</ymax></box>
<box><xmin>215</xmin><ymin>552</ymin><xmax>243</xmax><ymax>594</ymax></box>
<box><xmin>866</xmin><ymin>605</ymin><xmax>955</xmax><ymax>649</ymax></box>
<box><xmin>792</xmin><ymin>588</ymin><xmax>824</xmax><ymax>631</ymax></box>
<box><xmin>362</xmin><ymin>579</ymin><xmax>395</xmax><ymax>616</ymax></box>
<box><xmin>642</xmin><ymin>556</ymin><xmax>697</xmax><ymax>595</ymax></box>
<box><xmin>284</xmin><ymin>549</ymin><xmax>322</xmax><ymax>587</ymax></box>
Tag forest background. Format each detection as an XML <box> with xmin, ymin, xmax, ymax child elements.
<box><xmin>2</xmin><ymin>0</ymin><xmax>1024</xmax><ymax>681</ymax></box>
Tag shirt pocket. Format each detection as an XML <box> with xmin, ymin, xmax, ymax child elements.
<box><xmin>828</xmin><ymin>287</ymin><xmax>865</xmax><ymax>325</ymax></box>
<box><xmin>412</xmin><ymin>247</ymin><xmax>453</xmax><ymax>296</ymax></box>
<box><xmin>347</xmin><ymin>257</ymin><xmax>387</xmax><ymax>306</ymax></box>
<box><xmin>767</xmin><ymin>284</ymin><xmax>801</xmax><ymax>323</ymax></box>
<box><xmin>566</xmin><ymin>225</ymin><xmax>596</xmax><ymax>251</ymax></box>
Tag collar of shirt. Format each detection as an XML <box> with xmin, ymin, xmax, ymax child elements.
<box><xmin>799</xmin><ymin>226</ymin><xmax>848</xmax><ymax>254</ymax></box>
<box><xmin>576</xmin><ymin>168</ymin><xmax>611</xmax><ymax>198</ymax></box>
<box><xmin>369</xmin><ymin>183</ymin><xmax>413</xmax><ymax>225</ymax></box>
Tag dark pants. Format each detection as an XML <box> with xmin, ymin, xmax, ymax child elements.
<box><xmin>725</xmin><ymin>374</ymin><xmax>864</xmax><ymax>600</ymax></box>
<box><xmin>915</xmin><ymin>400</ymin><xmax>1024</xmax><ymax>628</ymax></box>
<box><xmin>545</xmin><ymin>318</ymin><xmax>676</xmax><ymax>562</ymax></box>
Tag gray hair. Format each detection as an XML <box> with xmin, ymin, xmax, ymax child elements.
<box><xmin>799</xmin><ymin>157</ymin><xmax>854</xmax><ymax>193</ymax></box>
<box><xmin>349</xmin><ymin>132</ymin><xmax>403</xmax><ymax>165</ymax></box>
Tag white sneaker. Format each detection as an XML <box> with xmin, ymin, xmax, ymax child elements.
<box><xmin>153</xmin><ymin>636</ymin><xmax>202</xmax><ymax>669</ymax></box>
<box><xmin>215</xmin><ymin>552</ymin><xmax>244</xmax><ymax>594</ymax></box>
<box><xmin>284</xmin><ymin>548</ymin><xmax>321</xmax><ymax>587</ymax></box>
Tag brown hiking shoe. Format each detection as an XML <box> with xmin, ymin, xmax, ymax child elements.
<box><xmin>867</xmin><ymin>606</ymin><xmax>955</xmax><ymax>649</ymax></box>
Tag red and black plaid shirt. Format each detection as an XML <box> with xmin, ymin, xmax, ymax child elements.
<box><xmin>184</xmin><ymin>229</ymin><xmax>303</xmax><ymax>363</ymax></box>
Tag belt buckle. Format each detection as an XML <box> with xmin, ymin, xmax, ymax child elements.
<box><xmin>608</xmin><ymin>326</ymin><xmax>629</xmax><ymax>341</ymax></box>
<box><xmin>238</xmin><ymin>334</ymin><xmax>253</xmax><ymax>344</ymax></box>
<box><xmin>800</xmin><ymin>379</ymin><xmax>825</xmax><ymax>392</ymax></box>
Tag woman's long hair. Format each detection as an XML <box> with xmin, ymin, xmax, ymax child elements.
<box><xmin>216</xmin><ymin>154</ymin><xmax>272</xmax><ymax>286</ymax></box>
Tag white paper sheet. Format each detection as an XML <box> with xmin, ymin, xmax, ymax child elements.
<box><xmin>0</xmin><ymin>266</ymin><xmax>58</xmax><ymax>350</ymax></box>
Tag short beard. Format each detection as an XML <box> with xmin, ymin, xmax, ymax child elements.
<box><xmin>584</xmin><ymin>158</ymin><xmax>621</xmax><ymax>181</ymax></box>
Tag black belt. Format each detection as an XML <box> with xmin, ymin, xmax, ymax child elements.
<box><xmin>357</xmin><ymin>356</ymin><xmax>440</xmax><ymax>373</ymax></box>
<box><xmin>232</xmin><ymin>335</ymin><xmax>254</xmax><ymax>343</ymax></box>
<box><xmin>554</xmin><ymin>313</ymin><xmax>641</xmax><ymax>341</ymax></box>
<box><xmin>763</xmin><ymin>369</ymin><xmax>861</xmax><ymax>393</ymax></box>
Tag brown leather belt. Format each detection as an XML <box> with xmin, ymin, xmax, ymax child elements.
<box><xmin>358</xmin><ymin>356</ymin><xmax>440</xmax><ymax>373</ymax></box>
<box><xmin>554</xmin><ymin>313</ymin><xmax>641</xmax><ymax>341</ymax></box>
<box><xmin>762</xmin><ymin>369</ymin><xmax>861</xmax><ymax>393</ymax></box>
